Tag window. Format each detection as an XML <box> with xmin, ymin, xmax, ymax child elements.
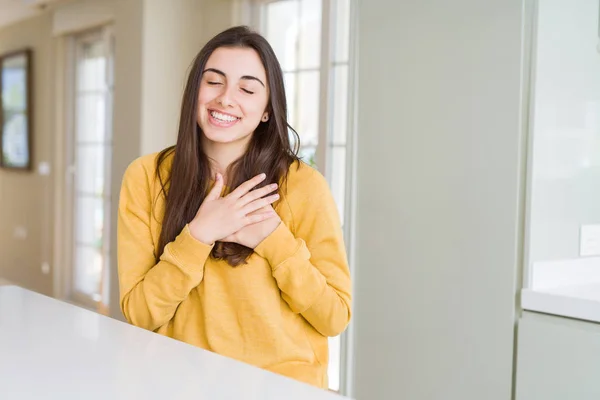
<box><xmin>249</xmin><ymin>0</ymin><xmax>353</xmax><ymax>392</ymax></box>
<box><xmin>520</xmin><ymin>0</ymin><xmax>600</xmax><ymax>321</ymax></box>
<box><xmin>67</xmin><ymin>27</ymin><xmax>114</xmax><ymax>312</ymax></box>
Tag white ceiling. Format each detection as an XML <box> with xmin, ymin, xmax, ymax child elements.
<box><xmin>0</xmin><ymin>0</ymin><xmax>64</xmax><ymax>29</ymax></box>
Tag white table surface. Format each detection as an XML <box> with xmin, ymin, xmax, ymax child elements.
<box><xmin>0</xmin><ymin>285</ymin><xmax>350</xmax><ymax>400</ymax></box>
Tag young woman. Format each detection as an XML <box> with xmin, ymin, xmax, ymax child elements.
<box><xmin>117</xmin><ymin>26</ymin><xmax>351</xmax><ymax>389</ymax></box>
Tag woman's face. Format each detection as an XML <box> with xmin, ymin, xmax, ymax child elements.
<box><xmin>197</xmin><ymin>47</ymin><xmax>270</xmax><ymax>147</ymax></box>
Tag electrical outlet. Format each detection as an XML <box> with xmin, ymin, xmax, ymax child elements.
<box><xmin>38</xmin><ymin>161</ymin><xmax>51</xmax><ymax>176</ymax></box>
<box><xmin>41</xmin><ymin>262</ymin><xmax>50</xmax><ymax>275</ymax></box>
<box><xmin>13</xmin><ymin>226</ymin><xmax>27</xmax><ymax>240</ymax></box>
<box><xmin>580</xmin><ymin>224</ymin><xmax>600</xmax><ymax>256</ymax></box>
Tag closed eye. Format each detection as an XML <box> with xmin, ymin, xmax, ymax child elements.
<box><xmin>207</xmin><ymin>81</ymin><xmax>222</xmax><ymax>85</ymax></box>
<box><xmin>241</xmin><ymin>88</ymin><xmax>254</xmax><ymax>95</ymax></box>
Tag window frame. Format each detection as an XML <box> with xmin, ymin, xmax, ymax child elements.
<box><xmin>62</xmin><ymin>26</ymin><xmax>115</xmax><ymax>311</ymax></box>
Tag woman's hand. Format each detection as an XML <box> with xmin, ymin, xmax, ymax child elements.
<box><xmin>221</xmin><ymin>205</ymin><xmax>281</xmax><ymax>249</ymax></box>
<box><xmin>189</xmin><ymin>173</ymin><xmax>279</xmax><ymax>245</ymax></box>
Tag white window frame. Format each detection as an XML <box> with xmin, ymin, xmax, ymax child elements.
<box><xmin>57</xmin><ymin>25</ymin><xmax>115</xmax><ymax>312</ymax></box>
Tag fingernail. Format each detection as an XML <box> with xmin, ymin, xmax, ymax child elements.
<box><xmin>271</xmin><ymin>183</ymin><xmax>278</xmax><ymax>189</ymax></box>
<box><xmin>260</xmin><ymin>173</ymin><xmax>266</xmax><ymax>179</ymax></box>
<box><xmin>274</xmin><ymin>194</ymin><xmax>280</xmax><ymax>199</ymax></box>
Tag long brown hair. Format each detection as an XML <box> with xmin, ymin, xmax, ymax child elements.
<box><xmin>155</xmin><ymin>26</ymin><xmax>300</xmax><ymax>266</ymax></box>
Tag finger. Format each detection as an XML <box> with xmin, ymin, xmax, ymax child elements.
<box><xmin>245</xmin><ymin>205</ymin><xmax>271</xmax><ymax>217</ymax></box>
<box><xmin>227</xmin><ymin>173</ymin><xmax>266</xmax><ymax>199</ymax></box>
<box><xmin>244</xmin><ymin>209</ymin><xmax>278</xmax><ymax>225</ymax></box>
<box><xmin>205</xmin><ymin>173</ymin><xmax>224</xmax><ymax>201</ymax></box>
<box><xmin>241</xmin><ymin>193</ymin><xmax>280</xmax><ymax>215</ymax></box>
<box><xmin>239</xmin><ymin>183</ymin><xmax>278</xmax><ymax>206</ymax></box>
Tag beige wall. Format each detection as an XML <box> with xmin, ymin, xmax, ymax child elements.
<box><xmin>107</xmin><ymin>0</ymin><xmax>145</xmax><ymax>318</ymax></box>
<box><xmin>140</xmin><ymin>0</ymin><xmax>203</xmax><ymax>155</ymax></box>
<box><xmin>201</xmin><ymin>0</ymin><xmax>239</xmax><ymax>40</ymax></box>
<box><xmin>0</xmin><ymin>0</ymin><xmax>238</xmax><ymax>314</ymax></box>
<box><xmin>139</xmin><ymin>0</ymin><xmax>237</xmax><ymax>155</ymax></box>
<box><xmin>0</xmin><ymin>0</ymin><xmax>146</xmax><ymax>304</ymax></box>
<box><xmin>0</xmin><ymin>13</ymin><xmax>56</xmax><ymax>296</ymax></box>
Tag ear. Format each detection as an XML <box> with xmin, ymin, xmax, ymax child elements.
<box><xmin>261</xmin><ymin>112</ymin><xmax>269</xmax><ymax>122</ymax></box>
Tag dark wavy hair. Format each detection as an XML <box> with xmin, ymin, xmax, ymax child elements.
<box><xmin>154</xmin><ymin>26</ymin><xmax>300</xmax><ymax>267</ymax></box>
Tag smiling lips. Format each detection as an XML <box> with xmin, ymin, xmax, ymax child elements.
<box><xmin>209</xmin><ymin>110</ymin><xmax>240</xmax><ymax>127</ymax></box>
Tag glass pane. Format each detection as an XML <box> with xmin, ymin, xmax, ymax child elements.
<box><xmin>299</xmin><ymin>0</ymin><xmax>322</xmax><ymax>69</ymax></box>
<box><xmin>333</xmin><ymin>0</ymin><xmax>350</xmax><ymax>63</ymax></box>
<box><xmin>76</xmin><ymin>94</ymin><xmax>106</xmax><ymax>143</ymax></box>
<box><xmin>1</xmin><ymin>54</ymin><xmax>29</xmax><ymax>168</ymax></box>
<box><xmin>328</xmin><ymin>335</ymin><xmax>341</xmax><ymax>391</ymax></box>
<box><xmin>71</xmin><ymin>30</ymin><xmax>114</xmax><ymax>308</ymax></box>
<box><xmin>2</xmin><ymin>111</ymin><xmax>29</xmax><ymax>168</ymax></box>
<box><xmin>74</xmin><ymin>245</ymin><xmax>103</xmax><ymax>299</ymax></box>
<box><xmin>265</xmin><ymin>0</ymin><xmax>299</xmax><ymax>71</ymax></box>
<box><xmin>77</xmin><ymin>40</ymin><xmax>106</xmax><ymax>91</ymax></box>
<box><xmin>75</xmin><ymin>195</ymin><xmax>104</xmax><ymax>248</ymax></box>
<box><xmin>297</xmin><ymin>71</ymin><xmax>320</xmax><ymax>147</ymax></box>
<box><xmin>332</xmin><ymin>65</ymin><xmax>349</xmax><ymax>145</ymax></box>
<box><xmin>1</xmin><ymin>53</ymin><xmax>27</xmax><ymax>112</ymax></box>
<box><xmin>105</xmin><ymin>91</ymin><xmax>114</xmax><ymax>142</ymax></box>
<box><xmin>331</xmin><ymin>146</ymin><xmax>346</xmax><ymax>223</ymax></box>
<box><xmin>526</xmin><ymin>0</ymin><xmax>600</xmax><ymax>267</ymax></box>
<box><xmin>284</xmin><ymin>72</ymin><xmax>297</xmax><ymax>128</ymax></box>
<box><xmin>76</xmin><ymin>145</ymin><xmax>106</xmax><ymax>196</ymax></box>
<box><xmin>107</xmin><ymin>36</ymin><xmax>115</xmax><ymax>87</ymax></box>
<box><xmin>299</xmin><ymin>146</ymin><xmax>317</xmax><ymax>168</ymax></box>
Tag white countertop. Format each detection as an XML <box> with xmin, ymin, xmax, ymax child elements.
<box><xmin>522</xmin><ymin>257</ymin><xmax>600</xmax><ymax>323</ymax></box>
<box><xmin>0</xmin><ymin>285</ymin><xmax>350</xmax><ymax>400</ymax></box>
<box><xmin>522</xmin><ymin>284</ymin><xmax>600</xmax><ymax>323</ymax></box>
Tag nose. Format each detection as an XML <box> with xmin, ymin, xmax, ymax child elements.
<box><xmin>216</xmin><ymin>85</ymin><xmax>235</xmax><ymax>108</ymax></box>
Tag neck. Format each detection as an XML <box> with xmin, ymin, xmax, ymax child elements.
<box><xmin>202</xmin><ymin>137</ymin><xmax>250</xmax><ymax>181</ymax></box>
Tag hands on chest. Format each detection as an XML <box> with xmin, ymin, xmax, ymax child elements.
<box><xmin>188</xmin><ymin>173</ymin><xmax>281</xmax><ymax>248</ymax></box>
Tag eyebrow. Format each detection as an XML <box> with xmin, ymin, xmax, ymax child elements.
<box><xmin>202</xmin><ymin>68</ymin><xmax>265</xmax><ymax>88</ymax></box>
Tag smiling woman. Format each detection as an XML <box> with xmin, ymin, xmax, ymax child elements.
<box><xmin>117</xmin><ymin>26</ymin><xmax>352</xmax><ymax>390</ymax></box>
<box><xmin>197</xmin><ymin>48</ymin><xmax>270</xmax><ymax>147</ymax></box>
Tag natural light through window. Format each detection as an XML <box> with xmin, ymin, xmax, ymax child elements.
<box><xmin>70</xmin><ymin>28</ymin><xmax>114</xmax><ymax>312</ymax></box>
<box><xmin>257</xmin><ymin>0</ymin><xmax>352</xmax><ymax>391</ymax></box>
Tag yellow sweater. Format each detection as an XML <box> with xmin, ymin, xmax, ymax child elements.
<box><xmin>117</xmin><ymin>152</ymin><xmax>352</xmax><ymax>388</ymax></box>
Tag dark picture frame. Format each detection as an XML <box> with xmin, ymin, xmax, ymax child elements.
<box><xmin>0</xmin><ymin>48</ymin><xmax>32</xmax><ymax>171</ymax></box>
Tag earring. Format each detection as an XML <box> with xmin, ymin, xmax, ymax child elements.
<box><xmin>262</xmin><ymin>114</ymin><xmax>269</xmax><ymax>122</ymax></box>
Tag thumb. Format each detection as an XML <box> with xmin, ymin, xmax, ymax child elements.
<box><xmin>206</xmin><ymin>173</ymin><xmax>224</xmax><ymax>201</ymax></box>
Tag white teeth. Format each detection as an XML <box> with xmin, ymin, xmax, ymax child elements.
<box><xmin>210</xmin><ymin>111</ymin><xmax>238</xmax><ymax>122</ymax></box>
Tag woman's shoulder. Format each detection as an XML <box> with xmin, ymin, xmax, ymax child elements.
<box><xmin>278</xmin><ymin>160</ymin><xmax>340</xmax><ymax>228</ymax></box>
<box><xmin>284</xmin><ymin>160</ymin><xmax>331</xmax><ymax>202</ymax></box>
<box><xmin>123</xmin><ymin>149</ymin><xmax>174</xmax><ymax>183</ymax></box>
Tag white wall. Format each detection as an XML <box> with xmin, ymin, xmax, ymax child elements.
<box><xmin>352</xmin><ymin>0</ymin><xmax>523</xmax><ymax>399</ymax></box>
<box><xmin>528</xmin><ymin>0</ymin><xmax>600</xmax><ymax>264</ymax></box>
